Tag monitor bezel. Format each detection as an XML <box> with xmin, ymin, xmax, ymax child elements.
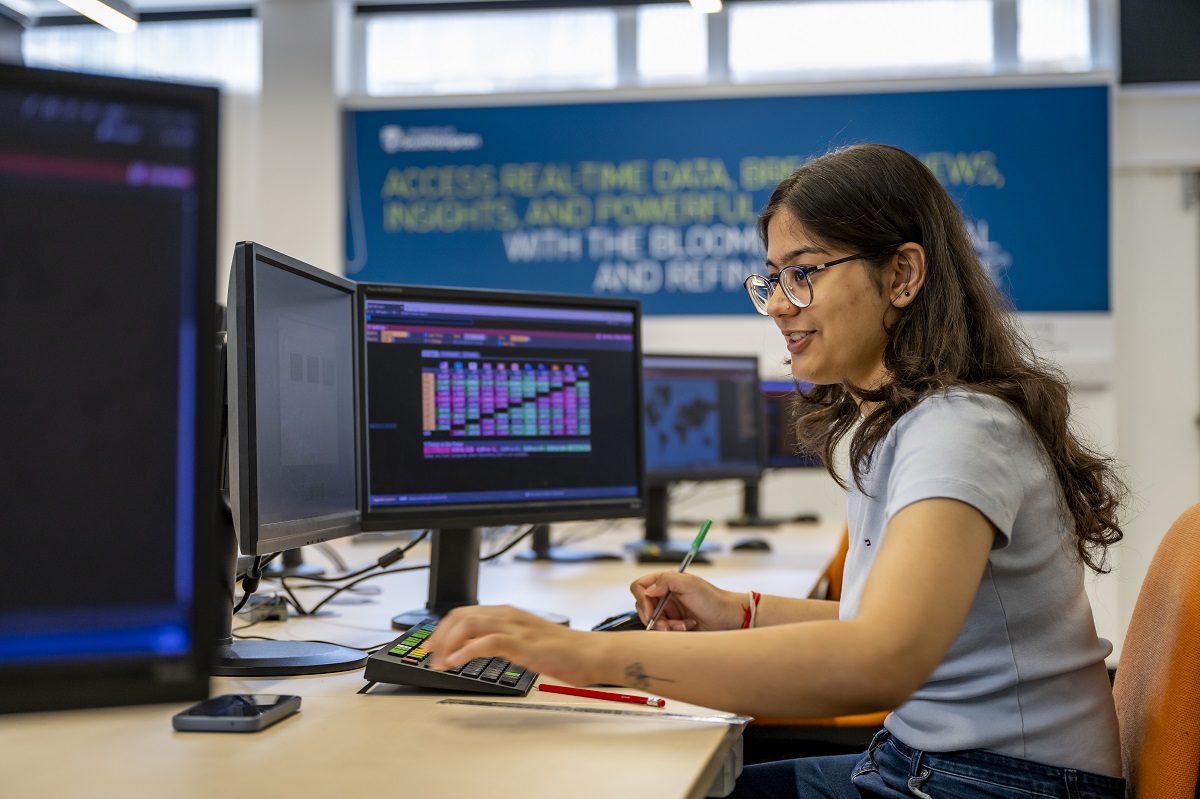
<box><xmin>226</xmin><ymin>241</ymin><xmax>362</xmax><ymax>556</ymax></box>
<box><xmin>642</xmin><ymin>352</ymin><xmax>766</xmax><ymax>484</ymax></box>
<box><xmin>356</xmin><ymin>282</ymin><xmax>646</xmax><ymax>532</ymax></box>
<box><xmin>0</xmin><ymin>64</ymin><xmax>220</xmax><ymax>713</ymax></box>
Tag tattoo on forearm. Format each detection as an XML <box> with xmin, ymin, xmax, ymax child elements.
<box><xmin>624</xmin><ymin>662</ymin><xmax>675</xmax><ymax>691</ymax></box>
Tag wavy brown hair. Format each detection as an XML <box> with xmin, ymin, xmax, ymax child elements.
<box><xmin>759</xmin><ymin>143</ymin><xmax>1124</xmax><ymax>573</ymax></box>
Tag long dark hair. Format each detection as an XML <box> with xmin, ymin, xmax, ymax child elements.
<box><xmin>759</xmin><ymin>143</ymin><xmax>1124</xmax><ymax>573</ymax></box>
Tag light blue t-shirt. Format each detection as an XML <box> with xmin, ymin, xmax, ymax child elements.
<box><xmin>841</xmin><ymin>390</ymin><xmax>1122</xmax><ymax>777</ymax></box>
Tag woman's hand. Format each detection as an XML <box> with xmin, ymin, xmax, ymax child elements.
<box><xmin>424</xmin><ymin>605</ymin><xmax>604</xmax><ymax>687</ymax></box>
<box><xmin>632</xmin><ymin>572</ymin><xmax>745</xmax><ymax>631</ymax></box>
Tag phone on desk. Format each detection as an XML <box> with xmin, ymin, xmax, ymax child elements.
<box><xmin>592</xmin><ymin>609</ymin><xmax>645</xmax><ymax>632</ymax></box>
<box><xmin>172</xmin><ymin>694</ymin><xmax>301</xmax><ymax>732</ymax></box>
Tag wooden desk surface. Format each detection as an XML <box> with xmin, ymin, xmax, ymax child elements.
<box><xmin>0</xmin><ymin>520</ymin><xmax>841</xmax><ymax>799</ymax></box>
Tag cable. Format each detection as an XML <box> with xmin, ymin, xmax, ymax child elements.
<box><xmin>480</xmin><ymin>524</ymin><xmax>536</xmax><ymax>561</ymax></box>
<box><xmin>303</xmin><ymin>562</ymin><xmax>431</xmax><ymax>616</ymax></box>
<box><xmin>231</xmin><ymin>552</ymin><xmax>281</xmax><ymax>613</ymax></box>
<box><xmin>230</xmin><ymin>632</ymin><xmax>394</xmax><ymax>653</ymax></box>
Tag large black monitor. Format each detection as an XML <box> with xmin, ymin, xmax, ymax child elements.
<box><xmin>641</xmin><ymin>353</ymin><xmax>763</xmax><ymax>559</ymax></box>
<box><xmin>734</xmin><ymin>379</ymin><xmax>823</xmax><ymax>526</ymax></box>
<box><xmin>0</xmin><ymin>65</ymin><xmax>220</xmax><ymax>713</ymax></box>
<box><xmin>222</xmin><ymin>241</ymin><xmax>366</xmax><ymax>674</ymax></box>
<box><xmin>358</xmin><ymin>284</ymin><xmax>645</xmax><ymax>628</ymax></box>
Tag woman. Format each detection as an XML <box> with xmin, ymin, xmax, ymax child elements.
<box><xmin>426</xmin><ymin>143</ymin><xmax>1126</xmax><ymax>799</ymax></box>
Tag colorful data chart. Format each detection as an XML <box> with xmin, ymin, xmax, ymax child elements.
<box><xmin>422</xmin><ymin>360</ymin><xmax>591</xmax><ymax>438</ymax></box>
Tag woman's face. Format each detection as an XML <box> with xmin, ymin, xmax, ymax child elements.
<box><xmin>764</xmin><ymin>209</ymin><xmax>894</xmax><ymax>390</ymax></box>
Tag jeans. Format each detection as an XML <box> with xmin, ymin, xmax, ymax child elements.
<box><xmin>728</xmin><ymin>730</ymin><xmax>1126</xmax><ymax>799</ymax></box>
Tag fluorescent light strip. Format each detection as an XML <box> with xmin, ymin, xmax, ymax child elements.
<box><xmin>57</xmin><ymin>0</ymin><xmax>139</xmax><ymax>33</ymax></box>
<box><xmin>688</xmin><ymin>0</ymin><xmax>723</xmax><ymax>12</ymax></box>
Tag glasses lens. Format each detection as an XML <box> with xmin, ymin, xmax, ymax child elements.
<box><xmin>780</xmin><ymin>267</ymin><xmax>813</xmax><ymax>308</ymax></box>
<box><xmin>744</xmin><ymin>275</ymin><xmax>771</xmax><ymax>315</ymax></box>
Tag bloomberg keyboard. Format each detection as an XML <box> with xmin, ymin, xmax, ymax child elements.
<box><xmin>363</xmin><ymin>619</ymin><xmax>538</xmax><ymax>696</ymax></box>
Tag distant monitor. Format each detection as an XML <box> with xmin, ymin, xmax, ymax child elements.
<box><xmin>358</xmin><ymin>284</ymin><xmax>645</xmax><ymax>628</ymax></box>
<box><xmin>222</xmin><ymin>241</ymin><xmax>366</xmax><ymax>674</ymax></box>
<box><xmin>761</xmin><ymin>379</ymin><xmax>822</xmax><ymax>470</ymax></box>
<box><xmin>0</xmin><ymin>65</ymin><xmax>220</xmax><ymax>713</ymax></box>
<box><xmin>729</xmin><ymin>379</ymin><xmax>822</xmax><ymax>528</ymax></box>
<box><xmin>641</xmin><ymin>354</ymin><xmax>763</xmax><ymax>559</ymax></box>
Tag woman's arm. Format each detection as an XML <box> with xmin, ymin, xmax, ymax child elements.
<box><xmin>427</xmin><ymin>497</ymin><xmax>994</xmax><ymax>718</ymax></box>
<box><xmin>630</xmin><ymin>572</ymin><xmax>840</xmax><ymax>631</ymax></box>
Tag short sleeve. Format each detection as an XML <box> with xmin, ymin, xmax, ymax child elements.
<box><xmin>883</xmin><ymin>393</ymin><xmax>1037</xmax><ymax>549</ymax></box>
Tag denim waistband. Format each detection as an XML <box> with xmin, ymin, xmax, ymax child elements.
<box><xmin>873</xmin><ymin>730</ymin><xmax>1125</xmax><ymax>797</ymax></box>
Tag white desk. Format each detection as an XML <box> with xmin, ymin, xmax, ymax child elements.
<box><xmin>0</xmin><ymin>520</ymin><xmax>841</xmax><ymax>799</ymax></box>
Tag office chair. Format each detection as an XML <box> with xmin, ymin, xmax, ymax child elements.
<box><xmin>743</xmin><ymin>523</ymin><xmax>889</xmax><ymax>762</ymax></box>
<box><xmin>1112</xmin><ymin>502</ymin><xmax>1200</xmax><ymax>799</ymax></box>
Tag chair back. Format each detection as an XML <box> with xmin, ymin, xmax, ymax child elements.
<box><xmin>1112</xmin><ymin>502</ymin><xmax>1200</xmax><ymax>798</ymax></box>
<box><xmin>809</xmin><ymin>523</ymin><xmax>850</xmax><ymax>601</ymax></box>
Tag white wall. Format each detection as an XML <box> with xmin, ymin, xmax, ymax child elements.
<box><xmin>214</xmin><ymin>7</ymin><xmax>1200</xmax><ymax>655</ymax></box>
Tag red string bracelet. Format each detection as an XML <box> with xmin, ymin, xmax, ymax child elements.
<box><xmin>740</xmin><ymin>591</ymin><xmax>762</xmax><ymax>629</ymax></box>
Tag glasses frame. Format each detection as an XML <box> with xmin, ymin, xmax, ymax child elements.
<box><xmin>743</xmin><ymin>253</ymin><xmax>871</xmax><ymax>315</ymax></box>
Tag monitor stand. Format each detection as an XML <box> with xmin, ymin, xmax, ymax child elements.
<box><xmin>514</xmin><ymin>524</ymin><xmax>622</xmax><ymax>562</ymax></box>
<box><xmin>727</xmin><ymin>479</ymin><xmax>783</xmax><ymax>528</ymax></box>
<box><xmin>391</xmin><ymin>528</ymin><xmax>570</xmax><ymax>630</ymax></box>
<box><xmin>262</xmin><ymin>547</ymin><xmax>325</xmax><ymax>578</ymax></box>
<box><xmin>630</xmin><ymin>484</ymin><xmax>714</xmax><ymax>564</ymax></box>
<box><xmin>211</xmin><ymin>496</ymin><xmax>366</xmax><ymax>676</ymax></box>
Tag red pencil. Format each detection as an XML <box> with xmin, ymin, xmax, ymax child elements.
<box><xmin>538</xmin><ymin>683</ymin><xmax>666</xmax><ymax>707</ymax></box>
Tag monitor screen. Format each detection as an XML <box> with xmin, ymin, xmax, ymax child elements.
<box><xmin>226</xmin><ymin>242</ymin><xmax>361</xmax><ymax>556</ymax></box>
<box><xmin>359</xmin><ymin>285</ymin><xmax>645</xmax><ymax>530</ymax></box>
<box><xmin>0</xmin><ymin>65</ymin><xmax>220</xmax><ymax>713</ymax></box>
<box><xmin>643</xmin><ymin>354</ymin><xmax>764</xmax><ymax>483</ymax></box>
<box><xmin>761</xmin><ymin>379</ymin><xmax>822</xmax><ymax>469</ymax></box>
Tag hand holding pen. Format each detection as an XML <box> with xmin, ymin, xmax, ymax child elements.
<box><xmin>644</xmin><ymin>519</ymin><xmax>712</xmax><ymax>631</ymax></box>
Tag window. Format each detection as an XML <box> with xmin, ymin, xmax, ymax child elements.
<box><xmin>637</xmin><ymin>4</ymin><xmax>708</xmax><ymax>85</ymax></box>
<box><xmin>364</xmin><ymin>9</ymin><xmax>618</xmax><ymax>96</ymax></box>
<box><xmin>1018</xmin><ymin>0</ymin><xmax>1091</xmax><ymax>72</ymax></box>
<box><xmin>728</xmin><ymin>0</ymin><xmax>994</xmax><ymax>82</ymax></box>
<box><xmin>21</xmin><ymin>18</ymin><xmax>261</xmax><ymax>95</ymax></box>
<box><xmin>357</xmin><ymin>0</ymin><xmax>1112</xmax><ymax>98</ymax></box>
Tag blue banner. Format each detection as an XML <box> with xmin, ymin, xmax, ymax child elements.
<box><xmin>344</xmin><ymin>85</ymin><xmax>1108</xmax><ymax>315</ymax></box>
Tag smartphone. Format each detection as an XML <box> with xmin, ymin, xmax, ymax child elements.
<box><xmin>172</xmin><ymin>694</ymin><xmax>301</xmax><ymax>732</ymax></box>
<box><xmin>591</xmin><ymin>609</ymin><xmax>645</xmax><ymax>632</ymax></box>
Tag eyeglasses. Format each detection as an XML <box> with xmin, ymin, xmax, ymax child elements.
<box><xmin>743</xmin><ymin>253</ymin><xmax>871</xmax><ymax>315</ymax></box>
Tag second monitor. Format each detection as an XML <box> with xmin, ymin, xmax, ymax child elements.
<box><xmin>358</xmin><ymin>284</ymin><xmax>646</xmax><ymax>628</ymax></box>
<box><xmin>641</xmin><ymin>353</ymin><xmax>763</xmax><ymax>560</ymax></box>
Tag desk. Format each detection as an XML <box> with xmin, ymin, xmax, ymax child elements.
<box><xmin>0</xmin><ymin>520</ymin><xmax>841</xmax><ymax>799</ymax></box>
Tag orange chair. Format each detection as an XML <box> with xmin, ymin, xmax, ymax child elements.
<box><xmin>744</xmin><ymin>523</ymin><xmax>889</xmax><ymax>761</ymax></box>
<box><xmin>1112</xmin><ymin>502</ymin><xmax>1200</xmax><ymax>798</ymax></box>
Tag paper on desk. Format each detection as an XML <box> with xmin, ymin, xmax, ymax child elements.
<box><xmin>438</xmin><ymin>698</ymin><xmax>753</xmax><ymax>726</ymax></box>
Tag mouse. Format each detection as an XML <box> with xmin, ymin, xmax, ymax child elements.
<box><xmin>732</xmin><ymin>537</ymin><xmax>772</xmax><ymax>552</ymax></box>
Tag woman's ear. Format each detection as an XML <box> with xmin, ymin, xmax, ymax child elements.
<box><xmin>889</xmin><ymin>243</ymin><xmax>926</xmax><ymax>308</ymax></box>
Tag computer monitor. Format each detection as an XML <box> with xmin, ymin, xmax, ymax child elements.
<box><xmin>735</xmin><ymin>379</ymin><xmax>823</xmax><ymax>526</ymax></box>
<box><xmin>641</xmin><ymin>353</ymin><xmax>764</xmax><ymax>560</ymax></box>
<box><xmin>221</xmin><ymin>241</ymin><xmax>366</xmax><ymax>674</ymax></box>
<box><xmin>357</xmin><ymin>284</ymin><xmax>645</xmax><ymax>628</ymax></box>
<box><xmin>0</xmin><ymin>65</ymin><xmax>220</xmax><ymax>713</ymax></box>
<box><xmin>761</xmin><ymin>379</ymin><xmax>822</xmax><ymax>470</ymax></box>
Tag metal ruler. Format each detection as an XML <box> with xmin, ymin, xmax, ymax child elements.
<box><xmin>438</xmin><ymin>698</ymin><xmax>752</xmax><ymax>726</ymax></box>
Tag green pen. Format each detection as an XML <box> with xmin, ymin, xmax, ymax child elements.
<box><xmin>644</xmin><ymin>519</ymin><xmax>712</xmax><ymax>631</ymax></box>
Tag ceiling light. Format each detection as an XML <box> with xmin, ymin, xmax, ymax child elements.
<box><xmin>688</xmin><ymin>0</ymin><xmax>722</xmax><ymax>13</ymax></box>
<box><xmin>57</xmin><ymin>0</ymin><xmax>139</xmax><ymax>33</ymax></box>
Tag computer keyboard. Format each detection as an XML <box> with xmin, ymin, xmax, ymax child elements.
<box><xmin>364</xmin><ymin>619</ymin><xmax>538</xmax><ymax>696</ymax></box>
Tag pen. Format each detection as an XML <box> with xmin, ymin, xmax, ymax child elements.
<box><xmin>644</xmin><ymin>519</ymin><xmax>712</xmax><ymax>631</ymax></box>
<box><xmin>539</xmin><ymin>683</ymin><xmax>666</xmax><ymax>708</ymax></box>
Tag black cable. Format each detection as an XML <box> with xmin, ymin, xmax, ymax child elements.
<box><xmin>230</xmin><ymin>632</ymin><xmax>394</xmax><ymax>652</ymax></box>
<box><xmin>480</xmin><ymin>524</ymin><xmax>536</xmax><ymax>561</ymax></box>
<box><xmin>304</xmin><ymin>562</ymin><xmax>431</xmax><ymax>616</ymax></box>
<box><xmin>231</xmin><ymin>551</ymin><xmax>281</xmax><ymax>613</ymax></box>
